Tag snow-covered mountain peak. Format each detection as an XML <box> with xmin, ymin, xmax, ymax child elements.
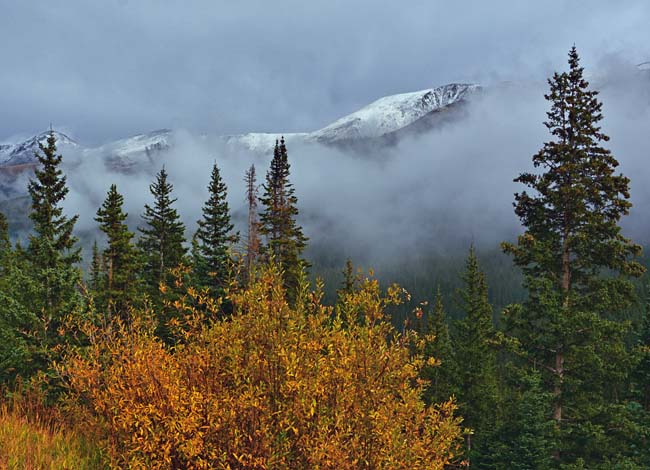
<box><xmin>0</xmin><ymin>82</ymin><xmax>481</xmax><ymax>175</ymax></box>
<box><xmin>311</xmin><ymin>83</ymin><xmax>480</xmax><ymax>142</ymax></box>
<box><xmin>97</xmin><ymin>129</ymin><xmax>172</xmax><ymax>156</ymax></box>
<box><xmin>96</xmin><ymin>129</ymin><xmax>173</xmax><ymax>173</ymax></box>
<box><xmin>0</xmin><ymin>130</ymin><xmax>78</xmax><ymax>166</ymax></box>
<box><xmin>35</xmin><ymin>130</ymin><xmax>78</xmax><ymax>148</ymax></box>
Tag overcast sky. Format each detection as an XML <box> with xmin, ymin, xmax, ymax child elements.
<box><xmin>1</xmin><ymin>1</ymin><xmax>649</xmax><ymax>145</ymax></box>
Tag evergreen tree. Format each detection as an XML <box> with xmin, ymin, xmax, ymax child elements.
<box><xmin>421</xmin><ymin>286</ymin><xmax>457</xmax><ymax>406</ymax></box>
<box><xmin>26</xmin><ymin>131</ymin><xmax>82</xmax><ymax>335</ymax></box>
<box><xmin>452</xmin><ymin>246</ymin><xmax>499</xmax><ymax>466</ymax></box>
<box><xmin>138</xmin><ymin>167</ymin><xmax>187</xmax><ymax>301</ymax></box>
<box><xmin>496</xmin><ymin>370</ymin><xmax>555</xmax><ymax>470</ymax></box>
<box><xmin>259</xmin><ymin>137</ymin><xmax>309</xmax><ymax>303</ymax></box>
<box><xmin>0</xmin><ymin>210</ymin><xmax>40</xmax><ymax>383</ymax></box>
<box><xmin>190</xmin><ymin>233</ymin><xmax>206</xmax><ymax>283</ymax></box>
<box><xmin>244</xmin><ymin>164</ymin><xmax>260</xmax><ymax>282</ymax></box>
<box><xmin>95</xmin><ymin>184</ymin><xmax>141</xmax><ymax>317</ymax></box>
<box><xmin>89</xmin><ymin>240</ymin><xmax>102</xmax><ymax>295</ymax></box>
<box><xmin>334</xmin><ymin>258</ymin><xmax>364</xmax><ymax>328</ymax></box>
<box><xmin>193</xmin><ymin>162</ymin><xmax>238</xmax><ymax>297</ymax></box>
<box><xmin>340</xmin><ymin>258</ymin><xmax>356</xmax><ymax>295</ymax></box>
<box><xmin>502</xmin><ymin>47</ymin><xmax>644</xmax><ymax>466</ymax></box>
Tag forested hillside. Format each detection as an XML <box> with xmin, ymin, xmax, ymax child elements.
<box><xmin>2</xmin><ymin>47</ymin><xmax>650</xmax><ymax>469</ymax></box>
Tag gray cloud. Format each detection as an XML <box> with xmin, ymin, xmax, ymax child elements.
<box><xmin>1</xmin><ymin>1</ymin><xmax>649</xmax><ymax>146</ymax></box>
<box><xmin>3</xmin><ymin>2</ymin><xmax>650</xmax><ymax>281</ymax></box>
<box><xmin>51</xmin><ymin>61</ymin><xmax>650</xmax><ymax>273</ymax></box>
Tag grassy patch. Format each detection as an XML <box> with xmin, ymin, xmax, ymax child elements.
<box><xmin>0</xmin><ymin>404</ymin><xmax>106</xmax><ymax>470</ymax></box>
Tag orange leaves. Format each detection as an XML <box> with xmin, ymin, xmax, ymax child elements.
<box><xmin>60</xmin><ymin>265</ymin><xmax>461</xmax><ymax>469</ymax></box>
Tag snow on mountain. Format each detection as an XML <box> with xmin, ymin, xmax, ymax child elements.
<box><xmin>0</xmin><ymin>82</ymin><xmax>480</xmax><ymax>183</ymax></box>
<box><xmin>0</xmin><ymin>144</ymin><xmax>13</xmax><ymax>164</ymax></box>
<box><xmin>94</xmin><ymin>129</ymin><xmax>172</xmax><ymax>173</ymax></box>
<box><xmin>310</xmin><ymin>83</ymin><xmax>479</xmax><ymax>143</ymax></box>
<box><xmin>218</xmin><ymin>83</ymin><xmax>479</xmax><ymax>153</ymax></box>
<box><xmin>0</xmin><ymin>131</ymin><xmax>79</xmax><ymax>166</ymax></box>
<box><xmin>222</xmin><ymin>132</ymin><xmax>309</xmax><ymax>154</ymax></box>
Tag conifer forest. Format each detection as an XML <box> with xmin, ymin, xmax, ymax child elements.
<box><xmin>2</xmin><ymin>2</ymin><xmax>650</xmax><ymax>469</ymax></box>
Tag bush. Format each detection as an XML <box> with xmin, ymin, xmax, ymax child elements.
<box><xmin>59</xmin><ymin>266</ymin><xmax>461</xmax><ymax>469</ymax></box>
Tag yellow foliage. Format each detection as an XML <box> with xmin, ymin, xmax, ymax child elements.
<box><xmin>59</xmin><ymin>265</ymin><xmax>461</xmax><ymax>469</ymax></box>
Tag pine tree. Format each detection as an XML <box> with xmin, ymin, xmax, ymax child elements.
<box><xmin>453</xmin><ymin>246</ymin><xmax>499</xmax><ymax>465</ymax></box>
<box><xmin>259</xmin><ymin>137</ymin><xmax>309</xmax><ymax>303</ymax></box>
<box><xmin>244</xmin><ymin>164</ymin><xmax>260</xmax><ymax>281</ymax></box>
<box><xmin>496</xmin><ymin>370</ymin><xmax>555</xmax><ymax>470</ymax></box>
<box><xmin>26</xmin><ymin>130</ymin><xmax>82</xmax><ymax>332</ymax></box>
<box><xmin>95</xmin><ymin>184</ymin><xmax>141</xmax><ymax>317</ymax></box>
<box><xmin>502</xmin><ymin>47</ymin><xmax>644</xmax><ymax>465</ymax></box>
<box><xmin>0</xmin><ymin>210</ymin><xmax>40</xmax><ymax>383</ymax></box>
<box><xmin>194</xmin><ymin>162</ymin><xmax>238</xmax><ymax>296</ymax></box>
<box><xmin>334</xmin><ymin>258</ymin><xmax>364</xmax><ymax>328</ymax></box>
<box><xmin>339</xmin><ymin>258</ymin><xmax>356</xmax><ymax>296</ymax></box>
<box><xmin>89</xmin><ymin>240</ymin><xmax>103</xmax><ymax>295</ymax></box>
<box><xmin>421</xmin><ymin>287</ymin><xmax>457</xmax><ymax>406</ymax></box>
<box><xmin>138</xmin><ymin>167</ymin><xmax>187</xmax><ymax>301</ymax></box>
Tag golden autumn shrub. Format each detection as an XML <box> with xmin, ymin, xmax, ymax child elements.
<box><xmin>58</xmin><ymin>266</ymin><xmax>461</xmax><ymax>469</ymax></box>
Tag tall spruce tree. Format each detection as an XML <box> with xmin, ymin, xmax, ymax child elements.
<box><xmin>0</xmin><ymin>210</ymin><xmax>40</xmax><ymax>383</ymax></box>
<box><xmin>244</xmin><ymin>164</ymin><xmax>260</xmax><ymax>281</ymax></box>
<box><xmin>453</xmin><ymin>246</ymin><xmax>499</xmax><ymax>466</ymax></box>
<box><xmin>194</xmin><ymin>162</ymin><xmax>238</xmax><ymax>296</ymax></box>
<box><xmin>0</xmin><ymin>211</ymin><xmax>21</xmax><ymax>381</ymax></box>
<box><xmin>89</xmin><ymin>240</ymin><xmax>102</xmax><ymax>295</ymax></box>
<box><xmin>27</xmin><ymin>131</ymin><xmax>82</xmax><ymax>332</ymax></box>
<box><xmin>259</xmin><ymin>137</ymin><xmax>309</xmax><ymax>303</ymax></box>
<box><xmin>421</xmin><ymin>287</ymin><xmax>457</xmax><ymax>406</ymax></box>
<box><xmin>95</xmin><ymin>184</ymin><xmax>141</xmax><ymax>317</ymax></box>
<box><xmin>138</xmin><ymin>167</ymin><xmax>187</xmax><ymax>301</ymax></box>
<box><xmin>495</xmin><ymin>370</ymin><xmax>555</xmax><ymax>470</ymax></box>
<box><xmin>338</xmin><ymin>258</ymin><xmax>358</xmax><ymax>298</ymax></box>
<box><xmin>502</xmin><ymin>47</ymin><xmax>644</xmax><ymax>466</ymax></box>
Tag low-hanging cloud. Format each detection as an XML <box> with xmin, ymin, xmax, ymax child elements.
<box><xmin>1</xmin><ymin>1</ymin><xmax>649</xmax><ymax>146</ymax></box>
<box><xmin>53</xmin><ymin>56</ymin><xmax>650</xmax><ymax>272</ymax></box>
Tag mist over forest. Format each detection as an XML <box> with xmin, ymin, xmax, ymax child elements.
<box><xmin>15</xmin><ymin>60</ymin><xmax>639</xmax><ymax>312</ymax></box>
<box><xmin>37</xmin><ymin>63</ymin><xmax>642</xmax><ymax>243</ymax></box>
<box><xmin>3</xmin><ymin>2</ymin><xmax>650</xmax><ymax>468</ymax></box>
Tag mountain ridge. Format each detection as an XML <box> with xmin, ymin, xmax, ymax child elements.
<box><xmin>0</xmin><ymin>82</ymin><xmax>480</xmax><ymax>179</ymax></box>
